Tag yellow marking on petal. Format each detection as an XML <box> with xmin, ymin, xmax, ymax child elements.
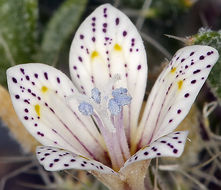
<box><xmin>41</xmin><ymin>86</ymin><xmax>48</xmax><ymax>93</ymax></box>
<box><xmin>79</xmin><ymin>155</ymin><xmax>90</xmax><ymax>160</ymax></box>
<box><xmin>177</xmin><ymin>80</ymin><xmax>183</xmax><ymax>90</ymax></box>
<box><xmin>35</xmin><ymin>104</ymin><xmax>40</xmax><ymax>117</ymax></box>
<box><xmin>114</xmin><ymin>43</ymin><xmax>122</xmax><ymax>51</ymax></box>
<box><xmin>170</xmin><ymin>67</ymin><xmax>176</xmax><ymax>73</ymax></box>
<box><xmin>91</xmin><ymin>51</ymin><xmax>99</xmax><ymax>59</ymax></box>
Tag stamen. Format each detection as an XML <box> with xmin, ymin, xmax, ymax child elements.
<box><xmin>108</xmin><ymin>88</ymin><xmax>132</xmax><ymax>115</ymax></box>
<box><xmin>112</xmin><ymin>88</ymin><xmax>132</xmax><ymax>106</ymax></box>
<box><xmin>108</xmin><ymin>98</ymin><xmax>122</xmax><ymax>115</ymax></box>
<box><xmin>91</xmin><ymin>88</ymin><xmax>101</xmax><ymax>104</ymax></box>
<box><xmin>78</xmin><ymin>102</ymin><xmax>94</xmax><ymax>115</ymax></box>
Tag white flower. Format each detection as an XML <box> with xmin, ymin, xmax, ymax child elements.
<box><xmin>6</xmin><ymin>4</ymin><xmax>219</xmax><ymax>190</ymax></box>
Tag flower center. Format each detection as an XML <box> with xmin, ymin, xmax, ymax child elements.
<box><xmin>76</xmin><ymin>76</ymin><xmax>132</xmax><ymax>171</ymax></box>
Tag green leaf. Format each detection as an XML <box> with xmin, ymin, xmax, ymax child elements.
<box><xmin>0</xmin><ymin>0</ymin><xmax>38</xmax><ymax>85</ymax></box>
<box><xmin>192</xmin><ymin>28</ymin><xmax>221</xmax><ymax>103</ymax></box>
<box><xmin>36</xmin><ymin>0</ymin><xmax>88</xmax><ymax>65</ymax></box>
<box><xmin>0</xmin><ymin>0</ymin><xmax>38</xmax><ymax>86</ymax></box>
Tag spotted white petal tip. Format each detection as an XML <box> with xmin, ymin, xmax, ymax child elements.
<box><xmin>123</xmin><ymin>131</ymin><xmax>188</xmax><ymax>168</ymax></box>
<box><xmin>138</xmin><ymin>45</ymin><xmax>219</xmax><ymax>146</ymax></box>
<box><xmin>36</xmin><ymin>146</ymin><xmax>117</xmax><ymax>175</ymax></box>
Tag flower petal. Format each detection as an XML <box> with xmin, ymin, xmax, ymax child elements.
<box><xmin>7</xmin><ymin>64</ymin><xmax>106</xmax><ymax>162</ymax></box>
<box><xmin>36</xmin><ymin>146</ymin><xmax>117</xmax><ymax>174</ymax></box>
<box><xmin>137</xmin><ymin>45</ymin><xmax>219</xmax><ymax>147</ymax></box>
<box><xmin>123</xmin><ymin>131</ymin><xmax>188</xmax><ymax>168</ymax></box>
<box><xmin>69</xmin><ymin>4</ymin><xmax>147</xmax><ymax>142</ymax></box>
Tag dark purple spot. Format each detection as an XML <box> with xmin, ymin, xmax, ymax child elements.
<box><xmin>193</xmin><ymin>69</ymin><xmax>201</xmax><ymax>74</ymax></box>
<box><xmin>173</xmin><ymin>149</ymin><xmax>178</xmax><ymax>154</ymax></box>
<box><xmin>34</xmin><ymin>73</ymin><xmax>38</xmax><ymax>78</ymax></box>
<box><xmin>24</xmin><ymin>99</ymin><xmax>30</xmax><ymax>104</ymax></box>
<box><xmin>123</xmin><ymin>31</ymin><xmax>127</xmax><ymax>36</ymax></box>
<box><xmin>175</xmin><ymin>132</ymin><xmax>180</xmax><ymax>134</ymax></box>
<box><xmin>24</xmin><ymin>108</ymin><xmax>28</xmax><ymax>113</ymax></box>
<box><xmin>201</xmin><ymin>77</ymin><xmax>205</xmax><ymax>80</ymax></box>
<box><xmin>80</xmin><ymin>34</ymin><xmax>84</xmax><ymax>39</ymax></box>
<box><xmin>40</xmin><ymin>157</ymin><xmax>45</xmax><ymax>161</ymax></box>
<box><xmin>20</xmin><ymin>68</ymin><xmax>25</xmax><ymax>74</ymax></box>
<box><xmin>64</xmin><ymin>164</ymin><xmax>69</xmax><ymax>167</ymax></box>
<box><xmin>185</xmin><ymin>65</ymin><xmax>188</xmax><ymax>69</ymax></box>
<box><xmin>92</xmin><ymin>37</ymin><xmax>95</xmax><ymax>42</ymax></box>
<box><xmin>191</xmin><ymin>80</ymin><xmax>196</xmax><ymax>84</ymax></box>
<box><xmin>160</xmin><ymin>140</ymin><xmax>166</xmax><ymax>143</ymax></box>
<box><xmin>184</xmin><ymin>93</ymin><xmax>189</xmax><ymax>98</ymax></box>
<box><xmin>130</xmin><ymin>48</ymin><xmax>133</xmax><ymax>52</ymax></box>
<box><xmin>173</xmin><ymin>137</ymin><xmax>178</xmax><ymax>139</ymax></box>
<box><xmin>44</xmin><ymin>153</ymin><xmax>50</xmax><ymax>156</ymax></box>
<box><xmin>57</xmin><ymin>77</ymin><xmax>60</xmax><ymax>83</ymax></box>
<box><xmin>157</xmin><ymin>153</ymin><xmax>161</xmax><ymax>156</ymax></box>
<box><xmin>206</xmin><ymin>65</ymin><xmax>211</xmax><ymax>68</ymax></box>
<box><xmin>190</xmin><ymin>52</ymin><xmax>194</xmax><ymax>56</ymax></box>
<box><xmin>100</xmin><ymin>166</ymin><xmax>104</xmax><ymax>169</ymax></box>
<box><xmin>25</xmin><ymin>75</ymin><xmax>30</xmax><ymax>80</ymax></box>
<box><xmin>54</xmin><ymin>158</ymin><xmax>59</xmax><ymax>162</ymax></box>
<box><xmin>15</xmin><ymin>95</ymin><xmax>20</xmax><ymax>99</ymax></box>
<box><xmin>137</xmin><ymin>65</ymin><xmax>141</xmax><ymax>70</ymax></box>
<box><xmin>92</xmin><ymin>17</ymin><xmax>96</xmax><ymax>21</ymax></box>
<box><xmin>70</xmin><ymin>159</ymin><xmax>75</xmax><ymax>162</ymax></box>
<box><xmin>115</xmin><ymin>18</ymin><xmax>119</xmax><ymax>25</ymax></box>
<box><xmin>181</xmin><ymin>58</ymin><xmax>185</xmax><ymax>62</ymax></box>
<box><xmin>34</xmin><ymin>123</ymin><xmax>38</xmax><ymax>127</ymax></box>
<box><xmin>91</xmin><ymin>23</ymin><xmax>95</xmax><ymax>27</ymax></box>
<box><xmin>73</xmin><ymin>66</ymin><xmax>77</xmax><ymax>70</ymax></box>
<box><xmin>178</xmin><ymin>141</ymin><xmax>182</xmax><ymax>143</ymax></box>
<box><xmin>49</xmin><ymin>163</ymin><xmax>53</xmax><ymax>167</ymax></box>
<box><xmin>103</xmin><ymin>28</ymin><xmax>106</xmax><ymax>33</ymax></box>
<box><xmin>199</xmin><ymin>55</ymin><xmax>205</xmax><ymax>60</ymax></box>
<box><xmin>28</xmin><ymin>89</ymin><xmax>31</xmax><ymax>93</ymax></box>
<box><xmin>44</xmin><ymin>72</ymin><xmax>48</xmax><ymax>80</ymax></box>
<box><xmin>144</xmin><ymin>151</ymin><xmax>149</xmax><ymax>156</ymax></box>
<box><xmin>103</xmin><ymin>23</ymin><xmax>107</xmax><ymax>27</ymax></box>
<box><xmin>152</xmin><ymin>147</ymin><xmax>157</xmax><ymax>152</ymax></box>
<box><xmin>81</xmin><ymin>163</ymin><xmax>85</xmax><ymax>167</ymax></box>
<box><xmin>169</xmin><ymin>119</ymin><xmax>173</xmax><ymax>123</ymax></box>
<box><xmin>12</xmin><ymin>77</ymin><xmax>17</xmax><ymax>83</ymax></box>
<box><xmin>177</xmin><ymin>109</ymin><xmax>181</xmax><ymax>114</ymax></box>
<box><xmin>24</xmin><ymin>116</ymin><xmax>28</xmax><ymax>120</ymax></box>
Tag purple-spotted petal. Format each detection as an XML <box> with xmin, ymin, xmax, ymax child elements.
<box><xmin>7</xmin><ymin>64</ymin><xmax>106</xmax><ymax>162</ymax></box>
<box><xmin>123</xmin><ymin>131</ymin><xmax>188</xmax><ymax>168</ymax></box>
<box><xmin>69</xmin><ymin>4</ymin><xmax>147</xmax><ymax>143</ymax></box>
<box><xmin>137</xmin><ymin>45</ymin><xmax>219</xmax><ymax>147</ymax></box>
<box><xmin>36</xmin><ymin>146</ymin><xmax>117</xmax><ymax>174</ymax></box>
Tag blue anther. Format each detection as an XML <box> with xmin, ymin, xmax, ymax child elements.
<box><xmin>114</xmin><ymin>94</ymin><xmax>132</xmax><ymax>106</ymax></box>
<box><xmin>112</xmin><ymin>88</ymin><xmax>132</xmax><ymax>106</ymax></box>
<box><xmin>112</xmin><ymin>88</ymin><xmax>128</xmax><ymax>98</ymax></box>
<box><xmin>108</xmin><ymin>98</ymin><xmax>122</xmax><ymax>115</ymax></box>
<box><xmin>91</xmin><ymin>88</ymin><xmax>101</xmax><ymax>104</ymax></box>
<box><xmin>78</xmin><ymin>102</ymin><xmax>94</xmax><ymax>115</ymax></box>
